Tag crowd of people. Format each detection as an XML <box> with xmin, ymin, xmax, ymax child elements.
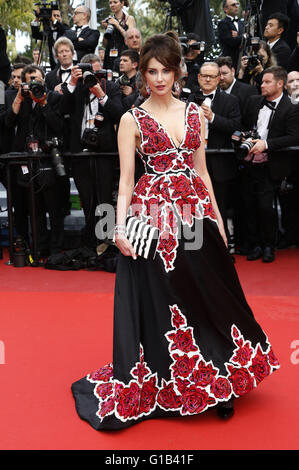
<box><xmin>0</xmin><ymin>0</ymin><xmax>299</xmax><ymax>266</ymax></box>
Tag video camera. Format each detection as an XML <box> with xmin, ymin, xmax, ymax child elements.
<box><xmin>231</xmin><ymin>127</ymin><xmax>260</xmax><ymax>160</ymax></box>
<box><xmin>27</xmin><ymin>135</ymin><xmax>66</xmax><ymax>177</ymax></box>
<box><xmin>21</xmin><ymin>80</ymin><xmax>46</xmax><ymax>99</ymax></box>
<box><xmin>179</xmin><ymin>36</ymin><xmax>205</xmax><ymax>56</ymax></box>
<box><xmin>77</xmin><ymin>63</ymin><xmax>113</xmax><ymax>88</ymax></box>
<box><xmin>34</xmin><ymin>1</ymin><xmax>59</xmax><ymax>21</ymax></box>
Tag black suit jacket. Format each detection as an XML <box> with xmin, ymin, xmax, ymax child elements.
<box><xmin>243</xmin><ymin>93</ymin><xmax>299</xmax><ymax>180</ymax></box>
<box><xmin>288</xmin><ymin>46</ymin><xmax>299</xmax><ymax>72</ymax></box>
<box><xmin>286</xmin><ymin>0</ymin><xmax>299</xmax><ymax>50</ymax></box>
<box><xmin>0</xmin><ymin>88</ymin><xmax>17</xmax><ymax>153</ymax></box>
<box><xmin>59</xmin><ymin>79</ymin><xmax>122</xmax><ymax>153</ymax></box>
<box><xmin>218</xmin><ymin>16</ymin><xmax>245</xmax><ymax>69</ymax></box>
<box><xmin>271</xmin><ymin>38</ymin><xmax>292</xmax><ymax>70</ymax></box>
<box><xmin>187</xmin><ymin>89</ymin><xmax>241</xmax><ymax>182</ymax></box>
<box><xmin>64</xmin><ymin>27</ymin><xmax>100</xmax><ymax>62</ymax></box>
<box><xmin>230</xmin><ymin>80</ymin><xmax>259</xmax><ymax>125</ymax></box>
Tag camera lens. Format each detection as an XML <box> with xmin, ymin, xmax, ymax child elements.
<box><xmin>104</xmin><ymin>24</ymin><xmax>114</xmax><ymax>39</ymax></box>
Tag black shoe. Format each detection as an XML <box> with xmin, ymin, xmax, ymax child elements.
<box><xmin>217</xmin><ymin>398</ymin><xmax>235</xmax><ymax>420</ymax></box>
<box><xmin>262</xmin><ymin>246</ymin><xmax>275</xmax><ymax>263</ymax></box>
<box><xmin>246</xmin><ymin>246</ymin><xmax>262</xmax><ymax>261</ymax></box>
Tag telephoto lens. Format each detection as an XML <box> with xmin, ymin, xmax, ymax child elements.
<box><xmin>83</xmin><ymin>71</ymin><xmax>98</xmax><ymax>88</ymax></box>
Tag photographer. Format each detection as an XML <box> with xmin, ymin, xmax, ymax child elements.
<box><xmin>5</xmin><ymin>64</ymin><xmax>66</xmax><ymax>258</ymax></box>
<box><xmin>238</xmin><ymin>40</ymin><xmax>277</xmax><ymax>92</ymax></box>
<box><xmin>60</xmin><ymin>54</ymin><xmax>123</xmax><ymax>252</ymax></box>
<box><xmin>101</xmin><ymin>0</ymin><xmax>136</xmax><ymax>70</ymax></box>
<box><xmin>45</xmin><ymin>37</ymin><xmax>75</xmax><ymax>92</ymax></box>
<box><xmin>188</xmin><ymin>62</ymin><xmax>241</xmax><ymax>240</ymax></box>
<box><xmin>64</xmin><ymin>6</ymin><xmax>100</xmax><ymax>63</ymax></box>
<box><xmin>181</xmin><ymin>33</ymin><xmax>205</xmax><ymax>90</ymax></box>
<box><xmin>237</xmin><ymin>66</ymin><xmax>299</xmax><ymax>262</ymax></box>
<box><xmin>31</xmin><ymin>3</ymin><xmax>70</xmax><ymax>70</ymax></box>
<box><xmin>117</xmin><ymin>49</ymin><xmax>139</xmax><ymax>112</ymax></box>
<box><xmin>263</xmin><ymin>12</ymin><xmax>291</xmax><ymax>69</ymax></box>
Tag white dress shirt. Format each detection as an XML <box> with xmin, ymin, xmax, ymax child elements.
<box><xmin>257</xmin><ymin>93</ymin><xmax>283</xmax><ymax>142</ymax></box>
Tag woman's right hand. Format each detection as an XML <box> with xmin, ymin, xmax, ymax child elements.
<box><xmin>115</xmin><ymin>234</ymin><xmax>137</xmax><ymax>260</ymax></box>
<box><xmin>240</xmin><ymin>56</ymin><xmax>248</xmax><ymax>70</ymax></box>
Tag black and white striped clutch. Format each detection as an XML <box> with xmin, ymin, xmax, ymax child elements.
<box><xmin>126</xmin><ymin>216</ymin><xmax>160</xmax><ymax>259</ymax></box>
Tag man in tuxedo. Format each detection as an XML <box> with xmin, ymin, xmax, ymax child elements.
<box><xmin>60</xmin><ymin>56</ymin><xmax>123</xmax><ymax>251</ymax></box>
<box><xmin>260</xmin><ymin>0</ymin><xmax>288</xmax><ymax>32</ymax></box>
<box><xmin>217</xmin><ymin>56</ymin><xmax>259</xmax><ymax>254</ymax></box>
<box><xmin>45</xmin><ymin>37</ymin><xmax>75</xmax><ymax>92</ymax></box>
<box><xmin>217</xmin><ymin>56</ymin><xmax>258</xmax><ymax>125</ymax></box>
<box><xmin>218</xmin><ymin>0</ymin><xmax>245</xmax><ymax>70</ymax></box>
<box><xmin>31</xmin><ymin>7</ymin><xmax>70</xmax><ymax>70</ymax></box>
<box><xmin>5</xmin><ymin>64</ymin><xmax>66</xmax><ymax>258</ymax></box>
<box><xmin>189</xmin><ymin>62</ymin><xmax>241</xmax><ymax>237</ymax></box>
<box><xmin>241</xmin><ymin>66</ymin><xmax>299</xmax><ymax>262</ymax></box>
<box><xmin>263</xmin><ymin>13</ymin><xmax>291</xmax><ymax>69</ymax></box>
<box><xmin>64</xmin><ymin>5</ymin><xmax>100</xmax><ymax>63</ymax></box>
<box><xmin>0</xmin><ymin>63</ymin><xmax>29</xmax><ymax>244</ymax></box>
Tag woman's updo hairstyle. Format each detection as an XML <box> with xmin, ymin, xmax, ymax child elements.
<box><xmin>139</xmin><ymin>34</ymin><xmax>182</xmax><ymax>97</ymax></box>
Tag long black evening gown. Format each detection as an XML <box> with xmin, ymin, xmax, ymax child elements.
<box><xmin>71</xmin><ymin>102</ymin><xmax>279</xmax><ymax>430</ymax></box>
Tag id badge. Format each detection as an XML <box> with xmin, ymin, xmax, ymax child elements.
<box><xmin>109</xmin><ymin>48</ymin><xmax>118</xmax><ymax>57</ymax></box>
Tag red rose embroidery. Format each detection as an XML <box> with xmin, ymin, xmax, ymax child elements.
<box><xmin>191</xmin><ymin>361</ymin><xmax>218</xmax><ymax>387</ymax></box>
<box><xmin>139</xmin><ymin>377</ymin><xmax>159</xmax><ymax>414</ymax></box>
<box><xmin>158</xmin><ymin>231</ymin><xmax>177</xmax><ymax>254</ymax></box>
<box><xmin>268</xmin><ymin>347</ymin><xmax>279</xmax><ymax>367</ymax></box>
<box><xmin>249</xmin><ymin>346</ymin><xmax>271</xmax><ymax>384</ymax></box>
<box><xmin>131</xmin><ymin>361</ymin><xmax>151</xmax><ymax>384</ymax></box>
<box><xmin>144</xmin><ymin>132</ymin><xmax>172</xmax><ymax>154</ymax></box>
<box><xmin>167</xmin><ymin>328</ymin><xmax>198</xmax><ymax>353</ymax></box>
<box><xmin>148</xmin><ymin>154</ymin><xmax>174</xmax><ymax>173</ymax></box>
<box><xmin>210</xmin><ymin>377</ymin><xmax>232</xmax><ymax>399</ymax></box>
<box><xmin>170</xmin><ymin>174</ymin><xmax>196</xmax><ymax>199</ymax></box>
<box><xmin>90</xmin><ymin>364</ymin><xmax>113</xmax><ymax>382</ymax></box>
<box><xmin>228</xmin><ymin>366</ymin><xmax>255</xmax><ymax>396</ymax></box>
<box><xmin>96</xmin><ymin>382</ymin><xmax>113</xmax><ymax>400</ymax></box>
<box><xmin>171</xmin><ymin>305</ymin><xmax>186</xmax><ymax>329</ymax></box>
<box><xmin>175</xmin><ymin>197</ymin><xmax>200</xmax><ymax>225</ymax></box>
<box><xmin>157</xmin><ymin>381</ymin><xmax>182</xmax><ymax>410</ymax></box>
<box><xmin>117</xmin><ymin>382</ymin><xmax>141</xmax><ymax>419</ymax></box>
<box><xmin>171</xmin><ymin>353</ymin><xmax>199</xmax><ymax>378</ymax></box>
<box><xmin>192</xmin><ymin>175</ymin><xmax>209</xmax><ymax>200</ymax></box>
<box><xmin>203</xmin><ymin>202</ymin><xmax>216</xmax><ymax>219</ymax></box>
<box><xmin>231</xmin><ymin>341</ymin><xmax>254</xmax><ymax>366</ymax></box>
<box><xmin>134</xmin><ymin>174</ymin><xmax>153</xmax><ymax>196</ymax></box>
<box><xmin>99</xmin><ymin>397</ymin><xmax>115</xmax><ymax>419</ymax></box>
<box><xmin>181</xmin><ymin>386</ymin><xmax>215</xmax><ymax>415</ymax></box>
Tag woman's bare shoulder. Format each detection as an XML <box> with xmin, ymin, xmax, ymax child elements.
<box><xmin>119</xmin><ymin>110</ymin><xmax>139</xmax><ymax>135</ymax></box>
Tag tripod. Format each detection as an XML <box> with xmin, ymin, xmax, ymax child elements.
<box><xmin>236</xmin><ymin>0</ymin><xmax>263</xmax><ymax>73</ymax></box>
<box><xmin>35</xmin><ymin>19</ymin><xmax>51</xmax><ymax>69</ymax></box>
<box><xmin>162</xmin><ymin>6</ymin><xmax>184</xmax><ymax>35</ymax></box>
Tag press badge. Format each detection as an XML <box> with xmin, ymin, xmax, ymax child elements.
<box><xmin>109</xmin><ymin>48</ymin><xmax>118</xmax><ymax>57</ymax></box>
<box><xmin>21</xmin><ymin>165</ymin><xmax>29</xmax><ymax>175</ymax></box>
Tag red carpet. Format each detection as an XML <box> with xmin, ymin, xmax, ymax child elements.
<box><xmin>0</xmin><ymin>248</ymin><xmax>298</xmax><ymax>450</ymax></box>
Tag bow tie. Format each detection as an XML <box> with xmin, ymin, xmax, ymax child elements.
<box><xmin>232</xmin><ymin>16</ymin><xmax>239</xmax><ymax>22</ymax></box>
<box><xmin>261</xmin><ymin>98</ymin><xmax>276</xmax><ymax>110</ymax></box>
<box><xmin>203</xmin><ymin>94</ymin><xmax>214</xmax><ymax>100</ymax></box>
<box><xmin>75</xmin><ymin>25</ymin><xmax>82</xmax><ymax>30</ymax></box>
<box><xmin>60</xmin><ymin>68</ymin><xmax>72</xmax><ymax>74</ymax></box>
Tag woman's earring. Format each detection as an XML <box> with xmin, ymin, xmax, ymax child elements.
<box><xmin>146</xmin><ymin>83</ymin><xmax>151</xmax><ymax>95</ymax></box>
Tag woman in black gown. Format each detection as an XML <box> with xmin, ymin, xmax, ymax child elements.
<box><xmin>71</xmin><ymin>34</ymin><xmax>280</xmax><ymax>430</ymax></box>
<box><xmin>102</xmin><ymin>0</ymin><xmax>136</xmax><ymax>70</ymax></box>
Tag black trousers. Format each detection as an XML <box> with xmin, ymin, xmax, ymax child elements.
<box><xmin>71</xmin><ymin>154</ymin><xmax>116</xmax><ymax>250</ymax></box>
<box><xmin>241</xmin><ymin>163</ymin><xmax>278</xmax><ymax>249</ymax></box>
<box><xmin>34</xmin><ymin>176</ymin><xmax>67</xmax><ymax>254</ymax></box>
<box><xmin>212</xmin><ymin>179</ymin><xmax>234</xmax><ymax>239</ymax></box>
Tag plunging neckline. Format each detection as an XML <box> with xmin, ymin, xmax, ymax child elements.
<box><xmin>138</xmin><ymin>102</ymin><xmax>189</xmax><ymax>150</ymax></box>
